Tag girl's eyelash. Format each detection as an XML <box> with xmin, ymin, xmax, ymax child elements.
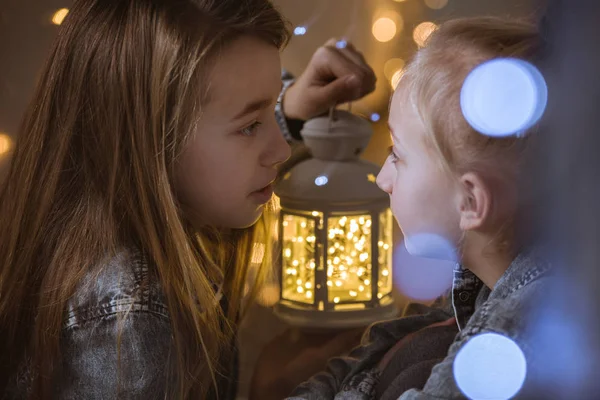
<box><xmin>240</xmin><ymin>121</ymin><xmax>262</xmax><ymax>136</ymax></box>
<box><xmin>388</xmin><ymin>145</ymin><xmax>400</xmax><ymax>162</ymax></box>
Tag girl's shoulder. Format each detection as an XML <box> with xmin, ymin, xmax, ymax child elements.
<box><xmin>64</xmin><ymin>247</ymin><xmax>170</xmax><ymax>330</ymax></box>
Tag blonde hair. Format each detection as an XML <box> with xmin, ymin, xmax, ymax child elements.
<box><xmin>399</xmin><ymin>17</ymin><xmax>542</xmax><ymax>251</ymax></box>
<box><xmin>0</xmin><ymin>0</ymin><xmax>289</xmax><ymax>398</ymax></box>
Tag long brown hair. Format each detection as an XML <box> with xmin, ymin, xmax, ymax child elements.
<box><xmin>0</xmin><ymin>0</ymin><xmax>289</xmax><ymax>397</ymax></box>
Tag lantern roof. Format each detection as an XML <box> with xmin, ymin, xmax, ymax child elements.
<box><xmin>275</xmin><ymin>158</ymin><xmax>387</xmax><ymax>210</ymax></box>
<box><xmin>275</xmin><ymin>109</ymin><xmax>388</xmax><ymax>210</ymax></box>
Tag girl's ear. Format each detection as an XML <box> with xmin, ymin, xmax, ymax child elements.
<box><xmin>457</xmin><ymin>172</ymin><xmax>491</xmax><ymax>231</ymax></box>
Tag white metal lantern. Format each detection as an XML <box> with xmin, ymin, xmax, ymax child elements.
<box><xmin>274</xmin><ymin>110</ymin><xmax>397</xmax><ymax>329</ymax></box>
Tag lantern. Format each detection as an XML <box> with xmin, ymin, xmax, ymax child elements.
<box><xmin>274</xmin><ymin>110</ymin><xmax>397</xmax><ymax>329</ymax></box>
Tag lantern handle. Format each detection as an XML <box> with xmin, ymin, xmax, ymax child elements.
<box><xmin>327</xmin><ymin>106</ymin><xmax>336</xmax><ymax>132</ymax></box>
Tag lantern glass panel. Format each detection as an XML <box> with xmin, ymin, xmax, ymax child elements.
<box><xmin>326</xmin><ymin>214</ymin><xmax>373</xmax><ymax>304</ymax></box>
<box><xmin>282</xmin><ymin>213</ymin><xmax>317</xmax><ymax>304</ymax></box>
<box><xmin>378</xmin><ymin>208</ymin><xmax>394</xmax><ymax>298</ymax></box>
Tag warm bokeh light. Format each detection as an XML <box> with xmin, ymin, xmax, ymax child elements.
<box><xmin>384</xmin><ymin>58</ymin><xmax>405</xmax><ymax>81</ymax></box>
<box><xmin>413</xmin><ymin>21</ymin><xmax>438</xmax><ymax>47</ymax></box>
<box><xmin>424</xmin><ymin>0</ymin><xmax>449</xmax><ymax>10</ymax></box>
<box><xmin>391</xmin><ymin>69</ymin><xmax>405</xmax><ymax>90</ymax></box>
<box><xmin>0</xmin><ymin>133</ymin><xmax>13</xmax><ymax>156</ymax></box>
<box><xmin>372</xmin><ymin>17</ymin><xmax>397</xmax><ymax>43</ymax></box>
<box><xmin>52</xmin><ymin>8</ymin><xmax>69</xmax><ymax>25</ymax></box>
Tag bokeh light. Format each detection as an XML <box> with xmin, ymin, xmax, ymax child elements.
<box><xmin>372</xmin><ymin>17</ymin><xmax>398</xmax><ymax>43</ymax></box>
<box><xmin>0</xmin><ymin>133</ymin><xmax>13</xmax><ymax>156</ymax></box>
<box><xmin>294</xmin><ymin>26</ymin><xmax>307</xmax><ymax>36</ymax></box>
<box><xmin>424</xmin><ymin>0</ymin><xmax>449</xmax><ymax>10</ymax></box>
<box><xmin>257</xmin><ymin>283</ymin><xmax>281</xmax><ymax>307</ymax></box>
<box><xmin>370</xmin><ymin>113</ymin><xmax>381</xmax><ymax>122</ymax></box>
<box><xmin>336</xmin><ymin>39</ymin><xmax>348</xmax><ymax>49</ymax></box>
<box><xmin>454</xmin><ymin>333</ymin><xmax>527</xmax><ymax>399</ymax></box>
<box><xmin>52</xmin><ymin>8</ymin><xmax>69</xmax><ymax>25</ymax></box>
<box><xmin>393</xmin><ymin>234</ymin><xmax>455</xmax><ymax>301</ymax></box>
<box><xmin>384</xmin><ymin>58</ymin><xmax>405</xmax><ymax>81</ymax></box>
<box><xmin>391</xmin><ymin>69</ymin><xmax>405</xmax><ymax>90</ymax></box>
<box><xmin>460</xmin><ymin>58</ymin><xmax>548</xmax><ymax>138</ymax></box>
<box><xmin>404</xmin><ymin>232</ymin><xmax>457</xmax><ymax>261</ymax></box>
<box><xmin>413</xmin><ymin>21</ymin><xmax>437</xmax><ymax>47</ymax></box>
<box><xmin>314</xmin><ymin>175</ymin><xmax>328</xmax><ymax>186</ymax></box>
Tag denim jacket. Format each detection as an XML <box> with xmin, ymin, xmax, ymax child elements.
<box><xmin>287</xmin><ymin>249</ymin><xmax>553</xmax><ymax>400</ymax></box>
<box><xmin>8</xmin><ymin>248</ymin><xmax>238</xmax><ymax>400</ymax></box>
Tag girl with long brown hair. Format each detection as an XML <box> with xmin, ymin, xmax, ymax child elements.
<box><xmin>0</xmin><ymin>0</ymin><xmax>376</xmax><ymax>398</ymax></box>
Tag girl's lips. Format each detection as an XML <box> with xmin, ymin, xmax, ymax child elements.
<box><xmin>250</xmin><ymin>183</ymin><xmax>274</xmax><ymax>204</ymax></box>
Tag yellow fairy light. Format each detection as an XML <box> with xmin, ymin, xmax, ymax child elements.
<box><xmin>327</xmin><ymin>280</ymin><xmax>333</xmax><ymax>287</ymax></box>
<box><xmin>292</xmin><ymin>260</ymin><xmax>299</xmax><ymax>267</ymax></box>
<box><xmin>297</xmin><ymin>279</ymin><xmax>303</xmax><ymax>285</ymax></box>
<box><xmin>305</xmin><ymin>282</ymin><xmax>312</xmax><ymax>289</ymax></box>
<box><xmin>301</xmin><ymin>221</ymin><xmax>307</xmax><ymax>228</ymax></box>
<box><xmin>382</xmin><ymin>269</ymin><xmax>389</xmax><ymax>277</ymax></box>
<box><xmin>312</xmin><ymin>211</ymin><xmax>320</xmax><ymax>216</ymax></box>
<box><xmin>378</xmin><ymin>241</ymin><xmax>384</xmax><ymax>247</ymax></box>
<box><xmin>283</xmin><ymin>221</ymin><xmax>289</xmax><ymax>227</ymax></box>
<box><xmin>359</xmin><ymin>285</ymin><xmax>365</xmax><ymax>292</ymax></box>
<box><xmin>383</xmin><ymin>243</ymin><xmax>390</xmax><ymax>250</ymax></box>
<box><xmin>349</xmin><ymin>290</ymin><xmax>358</xmax><ymax>297</ymax></box>
<box><xmin>333</xmin><ymin>297</ymin><xmax>340</xmax><ymax>303</ymax></box>
<box><xmin>335</xmin><ymin>280</ymin><xmax>342</xmax><ymax>287</ymax></box>
<box><xmin>52</xmin><ymin>8</ymin><xmax>69</xmax><ymax>25</ymax></box>
<box><xmin>297</xmin><ymin>286</ymin><xmax>304</xmax><ymax>293</ymax></box>
<box><xmin>333</xmin><ymin>257</ymin><xmax>340</xmax><ymax>264</ymax></box>
<box><xmin>284</xmin><ymin>249</ymin><xmax>291</xmax><ymax>258</ymax></box>
<box><xmin>364</xmin><ymin>279</ymin><xmax>371</xmax><ymax>286</ymax></box>
<box><xmin>306</xmin><ymin>290</ymin><xmax>313</xmax><ymax>299</ymax></box>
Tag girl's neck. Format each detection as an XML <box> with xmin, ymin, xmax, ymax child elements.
<box><xmin>461</xmin><ymin>233</ymin><xmax>515</xmax><ymax>289</ymax></box>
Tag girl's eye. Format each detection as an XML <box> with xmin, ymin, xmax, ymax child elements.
<box><xmin>239</xmin><ymin>121</ymin><xmax>262</xmax><ymax>136</ymax></box>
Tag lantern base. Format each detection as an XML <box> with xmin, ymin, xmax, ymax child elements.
<box><xmin>274</xmin><ymin>301</ymin><xmax>399</xmax><ymax>330</ymax></box>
